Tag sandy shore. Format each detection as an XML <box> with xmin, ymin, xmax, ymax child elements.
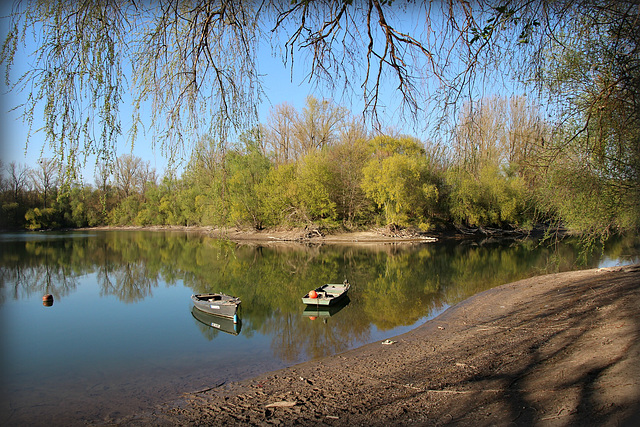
<box><xmin>114</xmin><ymin>263</ymin><xmax>640</xmax><ymax>426</ymax></box>
<box><xmin>83</xmin><ymin>225</ymin><xmax>443</xmax><ymax>244</ymax></box>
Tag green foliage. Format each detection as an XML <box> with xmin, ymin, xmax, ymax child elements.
<box><xmin>109</xmin><ymin>196</ymin><xmax>141</xmax><ymax>226</ymax></box>
<box><xmin>225</xmin><ymin>144</ymin><xmax>272</xmax><ymax>229</ymax></box>
<box><xmin>61</xmin><ymin>187</ymin><xmax>108</xmax><ymax>228</ymax></box>
<box><xmin>537</xmin><ymin>161</ymin><xmax>639</xmax><ymax>240</ymax></box>
<box><xmin>256</xmin><ymin>164</ymin><xmax>298</xmax><ymax>227</ymax></box>
<box><xmin>532</xmin><ymin>3</ymin><xmax>640</xmax><ymax>239</ymax></box>
<box><xmin>1</xmin><ymin>202</ymin><xmax>25</xmax><ymax>228</ymax></box>
<box><xmin>361</xmin><ymin>136</ymin><xmax>440</xmax><ymax>228</ymax></box>
<box><xmin>25</xmin><ymin>207</ymin><xmax>59</xmax><ymax>230</ymax></box>
<box><xmin>182</xmin><ymin>142</ymin><xmax>228</xmax><ymax>226</ymax></box>
<box><xmin>368</xmin><ymin>135</ymin><xmax>426</xmax><ymax>159</ymax></box>
<box><xmin>2</xmin><ymin>88</ymin><xmax>634</xmax><ymax>240</ymax></box>
<box><xmin>295</xmin><ymin>151</ymin><xmax>337</xmax><ymax>225</ymax></box>
<box><xmin>446</xmin><ymin>164</ymin><xmax>528</xmax><ymax>228</ymax></box>
<box><xmin>325</xmin><ymin>138</ymin><xmax>373</xmax><ymax>226</ymax></box>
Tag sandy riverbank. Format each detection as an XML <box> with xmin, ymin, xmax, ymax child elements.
<box><xmin>114</xmin><ymin>263</ymin><xmax>640</xmax><ymax>426</ymax></box>
<box><xmin>84</xmin><ymin>225</ymin><xmax>442</xmax><ymax>243</ymax></box>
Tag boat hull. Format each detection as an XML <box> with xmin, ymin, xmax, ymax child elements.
<box><xmin>302</xmin><ymin>283</ymin><xmax>350</xmax><ymax>306</ymax></box>
<box><xmin>191</xmin><ymin>293</ymin><xmax>241</xmax><ymax>319</ymax></box>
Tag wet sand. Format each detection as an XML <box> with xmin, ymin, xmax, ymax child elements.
<box><xmin>115</xmin><ymin>264</ymin><xmax>640</xmax><ymax>426</ymax></box>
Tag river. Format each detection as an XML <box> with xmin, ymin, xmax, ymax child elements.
<box><xmin>1</xmin><ymin>230</ymin><xmax>638</xmax><ymax>426</ymax></box>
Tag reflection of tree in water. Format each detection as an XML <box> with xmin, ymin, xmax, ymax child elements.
<box><xmin>2</xmin><ymin>231</ymin><xmax>637</xmax><ymax>364</ymax></box>
<box><xmin>99</xmin><ymin>261</ymin><xmax>158</xmax><ymax>303</ymax></box>
<box><xmin>1</xmin><ymin>263</ymin><xmax>78</xmax><ymax>303</ymax></box>
<box><xmin>0</xmin><ymin>239</ymin><xmax>78</xmax><ymax>303</ymax></box>
<box><xmin>358</xmin><ymin>247</ymin><xmax>445</xmax><ymax>331</ymax></box>
<box><xmin>268</xmin><ymin>312</ymin><xmax>301</xmax><ymax>362</ymax></box>
<box><xmin>266</xmin><ymin>303</ymin><xmax>369</xmax><ymax>363</ymax></box>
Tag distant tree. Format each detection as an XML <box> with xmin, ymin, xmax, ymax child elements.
<box><xmin>445</xmin><ymin>164</ymin><xmax>529</xmax><ymax>228</ymax></box>
<box><xmin>113</xmin><ymin>154</ymin><xmax>155</xmax><ymax>200</ymax></box>
<box><xmin>263</xmin><ymin>102</ymin><xmax>298</xmax><ymax>166</ymax></box>
<box><xmin>453</xmin><ymin>96</ymin><xmax>546</xmax><ymax>179</ymax></box>
<box><xmin>325</xmin><ymin>131</ymin><xmax>372</xmax><ymax>226</ymax></box>
<box><xmin>30</xmin><ymin>158</ymin><xmax>59</xmax><ymax>209</ymax></box>
<box><xmin>225</xmin><ymin>131</ymin><xmax>272</xmax><ymax>229</ymax></box>
<box><xmin>256</xmin><ymin>163</ymin><xmax>298</xmax><ymax>227</ymax></box>
<box><xmin>295</xmin><ymin>150</ymin><xmax>337</xmax><ymax>225</ymax></box>
<box><xmin>293</xmin><ymin>96</ymin><xmax>349</xmax><ymax>156</ymax></box>
<box><xmin>7</xmin><ymin>162</ymin><xmax>30</xmax><ymax>202</ymax></box>
<box><xmin>263</xmin><ymin>97</ymin><xmax>349</xmax><ymax>164</ymax></box>
<box><xmin>94</xmin><ymin>160</ymin><xmax>113</xmax><ymax>194</ymax></box>
<box><xmin>182</xmin><ymin>137</ymin><xmax>228</xmax><ymax>225</ymax></box>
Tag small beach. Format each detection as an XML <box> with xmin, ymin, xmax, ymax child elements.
<box><xmin>115</xmin><ymin>263</ymin><xmax>640</xmax><ymax>426</ymax></box>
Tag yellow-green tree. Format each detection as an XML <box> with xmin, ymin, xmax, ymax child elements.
<box><xmin>361</xmin><ymin>136</ymin><xmax>439</xmax><ymax>228</ymax></box>
<box><xmin>295</xmin><ymin>151</ymin><xmax>337</xmax><ymax>225</ymax></box>
<box><xmin>445</xmin><ymin>164</ymin><xmax>528</xmax><ymax>228</ymax></box>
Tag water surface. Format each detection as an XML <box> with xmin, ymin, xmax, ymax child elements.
<box><xmin>1</xmin><ymin>230</ymin><xmax>638</xmax><ymax>425</ymax></box>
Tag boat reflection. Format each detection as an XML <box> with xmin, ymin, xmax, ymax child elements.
<box><xmin>303</xmin><ymin>296</ymin><xmax>350</xmax><ymax>320</ymax></box>
<box><xmin>191</xmin><ymin>306</ymin><xmax>242</xmax><ymax>336</ymax></box>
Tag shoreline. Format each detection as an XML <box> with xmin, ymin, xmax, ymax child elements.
<box><xmin>80</xmin><ymin>225</ymin><xmax>439</xmax><ymax>243</ymax></box>
<box><xmin>117</xmin><ymin>264</ymin><xmax>640</xmax><ymax>426</ymax></box>
<box><xmin>79</xmin><ymin>224</ymin><xmax>539</xmax><ymax>244</ymax></box>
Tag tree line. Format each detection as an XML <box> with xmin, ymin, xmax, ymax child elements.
<box><xmin>2</xmin><ymin>95</ymin><xmax>636</xmax><ymax>243</ymax></box>
<box><xmin>2</xmin><ymin>1</ymin><xmax>637</xmax><ymax>244</ymax></box>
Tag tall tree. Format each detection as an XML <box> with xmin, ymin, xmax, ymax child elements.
<box><xmin>293</xmin><ymin>96</ymin><xmax>349</xmax><ymax>156</ymax></box>
<box><xmin>361</xmin><ymin>136</ymin><xmax>439</xmax><ymax>227</ymax></box>
<box><xmin>263</xmin><ymin>102</ymin><xmax>298</xmax><ymax>165</ymax></box>
<box><xmin>263</xmin><ymin>97</ymin><xmax>349</xmax><ymax>164</ymax></box>
<box><xmin>7</xmin><ymin>161</ymin><xmax>30</xmax><ymax>202</ymax></box>
<box><xmin>30</xmin><ymin>158</ymin><xmax>58</xmax><ymax>209</ymax></box>
<box><xmin>113</xmin><ymin>154</ymin><xmax>155</xmax><ymax>199</ymax></box>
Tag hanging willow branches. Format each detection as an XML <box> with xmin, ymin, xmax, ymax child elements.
<box><xmin>1</xmin><ymin>0</ymin><xmax>638</xmax><ymax>201</ymax></box>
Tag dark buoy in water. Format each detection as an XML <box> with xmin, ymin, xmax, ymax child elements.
<box><xmin>42</xmin><ymin>294</ymin><xmax>53</xmax><ymax>307</ymax></box>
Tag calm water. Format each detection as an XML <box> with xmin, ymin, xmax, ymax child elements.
<box><xmin>1</xmin><ymin>230</ymin><xmax>638</xmax><ymax>425</ymax></box>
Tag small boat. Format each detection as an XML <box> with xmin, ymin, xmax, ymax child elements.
<box><xmin>191</xmin><ymin>293</ymin><xmax>241</xmax><ymax>321</ymax></box>
<box><xmin>302</xmin><ymin>280</ymin><xmax>350</xmax><ymax>306</ymax></box>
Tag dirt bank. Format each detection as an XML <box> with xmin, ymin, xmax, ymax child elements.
<box><xmin>82</xmin><ymin>225</ymin><xmax>447</xmax><ymax>243</ymax></box>
<box><xmin>114</xmin><ymin>264</ymin><xmax>640</xmax><ymax>426</ymax></box>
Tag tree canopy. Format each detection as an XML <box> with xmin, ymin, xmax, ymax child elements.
<box><xmin>1</xmin><ymin>0</ymin><xmax>638</xmax><ymax>240</ymax></box>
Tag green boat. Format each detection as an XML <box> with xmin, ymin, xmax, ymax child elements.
<box><xmin>302</xmin><ymin>280</ymin><xmax>350</xmax><ymax>306</ymax></box>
